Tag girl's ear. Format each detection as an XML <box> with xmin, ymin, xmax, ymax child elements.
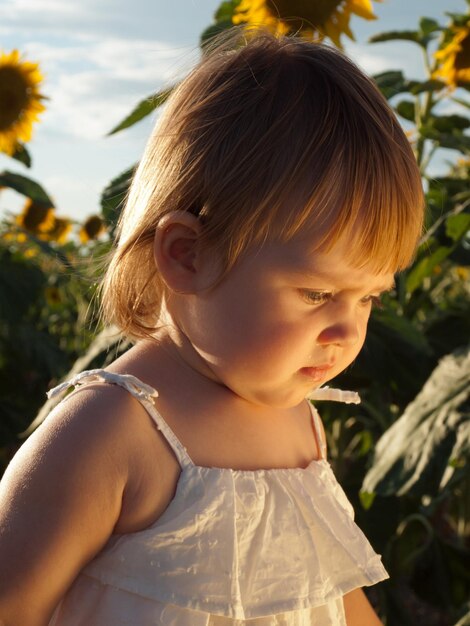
<box><xmin>154</xmin><ymin>211</ymin><xmax>209</xmax><ymax>293</ymax></box>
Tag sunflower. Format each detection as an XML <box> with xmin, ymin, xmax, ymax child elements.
<box><xmin>232</xmin><ymin>0</ymin><xmax>379</xmax><ymax>47</ymax></box>
<box><xmin>42</xmin><ymin>216</ymin><xmax>72</xmax><ymax>244</ymax></box>
<box><xmin>434</xmin><ymin>21</ymin><xmax>470</xmax><ymax>89</ymax></box>
<box><xmin>16</xmin><ymin>197</ymin><xmax>55</xmax><ymax>234</ymax></box>
<box><xmin>79</xmin><ymin>215</ymin><xmax>106</xmax><ymax>243</ymax></box>
<box><xmin>0</xmin><ymin>49</ymin><xmax>46</xmax><ymax>155</ymax></box>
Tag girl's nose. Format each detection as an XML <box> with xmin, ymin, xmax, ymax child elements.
<box><xmin>316</xmin><ymin>313</ymin><xmax>361</xmax><ymax>347</ymax></box>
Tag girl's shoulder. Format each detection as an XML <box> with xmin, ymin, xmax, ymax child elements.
<box><xmin>46</xmin><ymin>374</ymin><xmax>181</xmax><ymax>532</ymax></box>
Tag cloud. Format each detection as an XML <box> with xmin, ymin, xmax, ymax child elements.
<box><xmin>345</xmin><ymin>41</ymin><xmax>426</xmax><ymax>80</ymax></box>
<box><xmin>0</xmin><ymin>0</ymin><xmax>214</xmax><ymax>42</ymax></box>
<box><xmin>15</xmin><ymin>36</ymin><xmax>197</xmax><ymax>140</ymax></box>
<box><xmin>0</xmin><ymin>0</ymin><xmax>97</xmax><ymax>34</ymax></box>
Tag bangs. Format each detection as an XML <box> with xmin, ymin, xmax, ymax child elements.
<box><xmin>194</xmin><ymin>39</ymin><xmax>424</xmax><ymax>276</ymax></box>
<box><xmin>274</xmin><ymin>127</ymin><xmax>424</xmax><ymax>274</ymax></box>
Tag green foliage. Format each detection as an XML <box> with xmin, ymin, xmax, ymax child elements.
<box><xmin>0</xmin><ymin>239</ymin><xmax>104</xmax><ymax>466</ymax></box>
<box><xmin>200</xmin><ymin>0</ymin><xmax>242</xmax><ymax>45</ymax></box>
<box><xmin>107</xmin><ymin>87</ymin><xmax>174</xmax><ymax>135</ymax></box>
<box><xmin>100</xmin><ymin>165</ymin><xmax>136</xmax><ymax>233</ymax></box>
<box><xmin>362</xmin><ymin>346</ymin><xmax>470</xmax><ymax>499</ymax></box>
<box><xmin>369</xmin><ymin>15</ymin><xmax>442</xmax><ymax>48</ymax></box>
<box><xmin>11</xmin><ymin>143</ymin><xmax>31</xmax><ymax>168</ymax></box>
<box><xmin>0</xmin><ymin>170</ymin><xmax>54</xmax><ymax>205</ymax></box>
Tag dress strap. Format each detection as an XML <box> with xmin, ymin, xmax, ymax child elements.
<box><xmin>47</xmin><ymin>369</ymin><xmax>194</xmax><ymax>469</ymax></box>
<box><xmin>306</xmin><ymin>387</ymin><xmax>361</xmax><ymax>461</ymax></box>
<box><xmin>307</xmin><ymin>402</ymin><xmax>327</xmax><ymax>461</ymax></box>
<box><xmin>306</xmin><ymin>385</ymin><xmax>361</xmax><ymax>404</ymax></box>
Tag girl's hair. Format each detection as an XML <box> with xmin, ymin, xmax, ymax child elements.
<box><xmin>101</xmin><ymin>30</ymin><xmax>424</xmax><ymax>340</ymax></box>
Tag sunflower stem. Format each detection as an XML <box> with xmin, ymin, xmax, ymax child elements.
<box><xmin>416</xmin><ymin>48</ymin><xmax>439</xmax><ymax>174</ymax></box>
<box><xmin>419</xmin><ymin>142</ymin><xmax>438</xmax><ymax>173</ymax></box>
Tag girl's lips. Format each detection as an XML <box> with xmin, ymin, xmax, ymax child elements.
<box><xmin>300</xmin><ymin>365</ymin><xmax>333</xmax><ymax>382</ymax></box>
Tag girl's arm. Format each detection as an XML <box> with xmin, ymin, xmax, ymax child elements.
<box><xmin>343</xmin><ymin>587</ymin><xmax>385</xmax><ymax>626</ymax></box>
<box><xmin>0</xmin><ymin>385</ymin><xmax>137</xmax><ymax>626</ymax></box>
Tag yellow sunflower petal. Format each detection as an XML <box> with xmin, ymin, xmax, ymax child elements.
<box><xmin>9</xmin><ymin>50</ymin><xmax>20</xmax><ymax>64</ymax></box>
<box><xmin>322</xmin><ymin>19</ymin><xmax>342</xmax><ymax>47</ymax></box>
<box><xmin>457</xmin><ymin>67</ymin><xmax>470</xmax><ymax>81</ymax></box>
<box><xmin>335</xmin><ymin>9</ymin><xmax>355</xmax><ymax>40</ymax></box>
<box><xmin>348</xmin><ymin>0</ymin><xmax>377</xmax><ymax>20</ymax></box>
<box><xmin>433</xmin><ymin>21</ymin><xmax>470</xmax><ymax>89</ymax></box>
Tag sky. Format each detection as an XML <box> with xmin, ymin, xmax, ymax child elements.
<box><xmin>0</xmin><ymin>0</ymin><xmax>467</xmax><ymax>223</ymax></box>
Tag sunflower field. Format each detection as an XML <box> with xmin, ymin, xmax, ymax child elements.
<box><xmin>0</xmin><ymin>1</ymin><xmax>469</xmax><ymax>624</ymax></box>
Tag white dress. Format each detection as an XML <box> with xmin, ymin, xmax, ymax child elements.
<box><xmin>48</xmin><ymin>370</ymin><xmax>389</xmax><ymax>626</ymax></box>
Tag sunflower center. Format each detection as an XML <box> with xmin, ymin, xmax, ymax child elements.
<box><xmin>21</xmin><ymin>201</ymin><xmax>53</xmax><ymax>231</ymax></box>
<box><xmin>455</xmin><ymin>32</ymin><xmax>470</xmax><ymax>71</ymax></box>
<box><xmin>0</xmin><ymin>66</ymin><xmax>30</xmax><ymax>130</ymax></box>
<box><xmin>267</xmin><ymin>0</ymin><xmax>343</xmax><ymax>26</ymax></box>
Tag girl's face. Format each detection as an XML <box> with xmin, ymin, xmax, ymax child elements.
<box><xmin>174</xmin><ymin>236</ymin><xmax>395</xmax><ymax>409</ymax></box>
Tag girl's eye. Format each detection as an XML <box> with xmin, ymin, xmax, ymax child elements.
<box><xmin>299</xmin><ymin>290</ymin><xmax>332</xmax><ymax>305</ymax></box>
<box><xmin>361</xmin><ymin>295</ymin><xmax>383</xmax><ymax>309</ymax></box>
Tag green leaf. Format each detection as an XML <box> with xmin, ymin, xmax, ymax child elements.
<box><xmin>432</xmin><ymin>115</ymin><xmax>470</xmax><ymax>133</ymax></box>
<box><xmin>200</xmin><ymin>20</ymin><xmax>234</xmax><ymax>46</ymax></box>
<box><xmin>428</xmin><ymin>176</ymin><xmax>470</xmax><ymax>201</ymax></box>
<box><xmin>359</xmin><ymin>491</ymin><xmax>376</xmax><ymax>510</ymax></box>
<box><xmin>444</xmin><ymin>11</ymin><xmax>470</xmax><ymax>28</ymax></box>
<box><xmin>405</xmin><ymin>246</ymin><xmax>452</xmax><ymax>294</ymax></box>
<box><xmin>396</xmin><ymin>100</ymin><xmax>415</xmax><ymax>122</ymax></box>
<box><xmin>362</xmin><ymin>345</ymin><xmax>470</xmax><ymax>498</ymax></box>
<box><xmin>369</xmin><ymin>30</ymin><xmax>421</xmax><ymax>45</ymax></box>
<box><xmin>107</xmin><ymin>87</ymin><xmax>173</xmax><ymax>136</ymax></box>
<box><xmin>372</xmin><ymin>70</ymin><xmax>406</xmax><ymax>99</ymax></box>
<box><xmin>11</xmin><ymin>143</ymin><xmax>32</xmax><ymax>168</ymax></box>
<box><xmin>100</xmin><ymin>165</ymin><xmax>136</xmax><ymax>230</ymax></box>
<box><xmin>373</xmin><ymin>307</ymin><xmax>432</xmax><ymax>355</ymax></box>
<box><xmin>370</xmin><ymin>26</ymin><xmax>440</xmax><ymax>49</ymax></box>
<box><xmin>420</xmin><ymin>126</ymin><xmax>470</xmax><ymax>154</ymax></box>
<box><xmin>438</xmin><ymin>134</ymin><xmax>470</xmax><ymax>154</ymax></box>
<box><xmin>201</xmin><ymin>0</ymin><xmax>243</xmax><ymax>47</ymax></box>
<box><xmin>409</xmin><ymin>79</ymin><xmax>446</xmax><ymax>95</ymax></box>
<box><xmin>419</xmin><ymin>17</ymin><xmax>441</xmax><ymax>36</ymax></box>
<box><xmin>214</xmin><ymin>0</ymin><xmax>242</xmax><ymax>21</ymax></box>
<box><xmin>0</xmin><ymin>171</ymin><xmax>54</xmax><ymax>206</ymax></box>
<box><xmin>373</xmin><ymin>74</ymin><xmax>446</xmax><ymax>100</ymax></box>
<box><xmin>446</xmin><ymin>213</ymin><xmax>470</xmax><ymax>242</ymax></box>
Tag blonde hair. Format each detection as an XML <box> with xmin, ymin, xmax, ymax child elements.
<box><xmin>101</xmin><ymin>31</ymin><xmax>424</xmax><ymax>340</ymax></box>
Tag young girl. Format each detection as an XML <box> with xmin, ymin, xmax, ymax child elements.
<box><xmin>0</xmin><ymin>32</ymin><xmax>424</xmax><ymax>626</ymax></box>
